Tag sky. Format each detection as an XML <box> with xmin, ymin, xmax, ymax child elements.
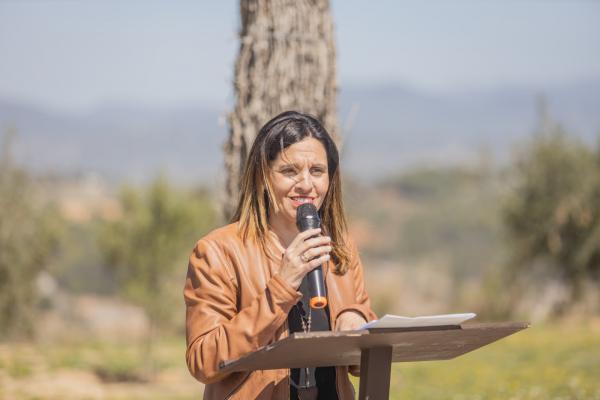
<box><xmin>0</xmin><ymin>0</ymin><xmax>599</xmax><ymax>112</ymax></box>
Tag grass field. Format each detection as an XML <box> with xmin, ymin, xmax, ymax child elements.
<box><xmin>365</xmin><ymin>322</ymin><xmax>600</xmax><ymax>399</ymax></box>
<box><xmin>1</xmin><ymin>322</ymin><xmax>599</xmax><ymax>399</ymax></box>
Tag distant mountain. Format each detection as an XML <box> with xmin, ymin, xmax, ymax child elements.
<box><xmin>1</xmin><ymin>79</ymin><xmax>599</xmax><ymax>185</ymax></box>
<box><xmin>338</xmin><ymin>79</ymin><xmax>600</xmax><ymax>177</ymax></box>
<box><xmin>0</xmin><ymin>100</ymin><xmax>226</xmax><ymax>185</ymax></box>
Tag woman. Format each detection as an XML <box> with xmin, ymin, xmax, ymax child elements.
<box><xmin>184</xmin><ymin>111</ymin><xmax>376</xmax><ymax>399</ymax></box>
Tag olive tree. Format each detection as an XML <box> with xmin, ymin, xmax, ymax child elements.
<box><xmin>224</xmin><ymin>0</ymin><xmax>339</xmax><ymax>218</ymax></box>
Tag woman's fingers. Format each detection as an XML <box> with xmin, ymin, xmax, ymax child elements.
<box><xmin>297</xmin><ymin>235</ymin><xmax>331</xmax><ymax>255</ymax></box>
<box><xmin>279</xmin><ymin>229</ymin><xmax>332</xmax><ymax>289</ymax></box>
<box><xmin>283</xmin><ymin>229</ymin><xmax>320</xmax><ymax>262</ymax></box>
<box><xmin>299</xmin><ymin>245</ymin><xmax>332</xmax><ymax>262</ymax></box>
<box><xmin>287</xmin><ymin>229</ymin><xmax>330</xmax><ymax>261</ymax></box>
<box><xmin>305</xmin><ymin>254</ymin><xmax>330</xmax><ymax>271</ymax></box>
<box><xmin>289</xmin><ymin>228</ymin><xmax>321</xmax><ymax>248</ymax></box>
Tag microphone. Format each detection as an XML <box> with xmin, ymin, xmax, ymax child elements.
<box><xmin>296</xmin><ymin>203</ymin><xmax>328</xmax><ymax>309</ymax></box>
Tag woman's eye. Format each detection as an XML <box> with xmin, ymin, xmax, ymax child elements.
<box><xmin>311</xmin><ymin>168</ymin><xmax>326</xmax><ymax>176</ymax></box>
<box><xmin>281</xmin><ymin>168</ymin><xmax>296</xmax><ymax>176</ymax></box>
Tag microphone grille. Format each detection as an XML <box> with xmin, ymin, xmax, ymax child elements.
<box><xmin>297</xmin><ymin>203</ymin><xmax>317</xmax><ymax>219</ymax></box>
<box><xmin>296</xmin><ymin>203</ymin><xmax>320</xmax><ymax>231</ymax></box>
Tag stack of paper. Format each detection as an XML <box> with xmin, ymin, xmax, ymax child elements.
<box><xmin>358</xmin><ymin>313</ymin><xmax>476</xmax><ymax>330</ymax></box>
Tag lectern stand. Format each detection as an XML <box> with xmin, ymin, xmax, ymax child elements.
<box><xmin>220</xmin><ymin>322</ymin><xmax>529</xmax><ymax>399</ymax></box>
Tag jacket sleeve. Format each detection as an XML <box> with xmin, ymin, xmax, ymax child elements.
<box><xmin>334</xmin><ymin>238</ymin><xmax>377</xmax><ymax>326</ymax></box>
<box><xmin>184</xmin><ymin>239</ymin><xmax>301</xmax><ymax>384</ymax></box>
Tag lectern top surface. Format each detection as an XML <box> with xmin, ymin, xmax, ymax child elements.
<box><xmin>219</xmin><ymin>322</ymin><xmax>529</xmax><ymax>374</ymax></box>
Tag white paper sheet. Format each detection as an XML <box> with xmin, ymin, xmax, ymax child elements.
<box><xmin>358</xmin><ymin>313</ymin><xmax>476</xmax><ymax>330</ymax></box>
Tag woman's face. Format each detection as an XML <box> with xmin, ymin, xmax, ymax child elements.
<box><xmin>268</xmin><ymin>137</ymin><xmax>330</xmax><ymax>229</ymax></box>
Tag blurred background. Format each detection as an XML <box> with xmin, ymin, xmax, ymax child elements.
<box><xmin>0</xmin><ymin>1</ymin><xmax>599</xmax><ymax>399</ymax></box>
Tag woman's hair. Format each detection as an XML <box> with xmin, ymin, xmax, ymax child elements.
<box><xmin>231</xmin><ymin>111</ymin><xmax>351</xmax><ymax>275</ymax></box>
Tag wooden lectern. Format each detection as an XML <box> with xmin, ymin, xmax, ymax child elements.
<box><xmin>220</xmin><ymin>322</ymin><xmax>529</xmax><ymax>399</ymax></box>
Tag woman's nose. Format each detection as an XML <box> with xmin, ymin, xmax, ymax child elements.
<box><xmin>295</xmin><ymin>170</ymin><xmax>313</xmax><ymax>191</ymax></box>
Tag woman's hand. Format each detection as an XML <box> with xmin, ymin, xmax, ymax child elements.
<box><xmin>335</xmin><ymin>310</ymin><xmax>367</xmax><ymax>332</ymax></box>
<box><xmin>278</xmin><ymin>228</ymin><xmax>332</xmax><ymax>290</ymax></box>
<box><xmin>336</xmin><ymin>310</ymin><xmax>367</xmax><ymax>376</ymax></box>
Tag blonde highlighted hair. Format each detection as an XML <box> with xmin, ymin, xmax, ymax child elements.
<box><xmin>231</xmin><ymin>111</ymin><xmax>351</xmax><ymax>275</ymax></box>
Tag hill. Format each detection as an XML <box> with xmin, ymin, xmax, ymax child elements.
<box><xmin>1</xmin><ymin>79</ymin><xmax>598</xmax><ymax>184</ymax></box>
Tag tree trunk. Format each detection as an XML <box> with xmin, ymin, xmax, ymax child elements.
<box><xmin>224</xmin><ymin>0</ymin><xmax>339</xmax><ymax>219</ymax></box>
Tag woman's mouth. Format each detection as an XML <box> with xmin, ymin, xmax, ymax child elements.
<box><xmin>290</xmin><ymin>196</ymin><xmax>315</xmax><ymax>207</ymax></box>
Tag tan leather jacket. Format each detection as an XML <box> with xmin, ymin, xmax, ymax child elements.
<box><xmin>184</xmin><ymin>222</ymin><xmax>376</xmax><ymax>399</ymax></box>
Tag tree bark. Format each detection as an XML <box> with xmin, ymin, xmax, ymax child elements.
<box><xmin>224</xmin><ymin>0</ymin><xmax>339</xmax><ymax>219</ymax></box>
